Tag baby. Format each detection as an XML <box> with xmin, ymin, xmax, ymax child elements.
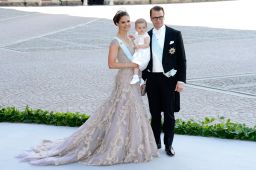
<box><xmin>130</xmin><ymin>18</ymin><xmax>150</xmax><ymax>85</ymax></box>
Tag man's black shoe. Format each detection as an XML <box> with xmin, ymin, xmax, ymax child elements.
<box><xmin>157</xmin><ymin>143</ymin><xmax>161</xmax><ymax>149</ymax></box>
<box><xmin>165</xmin><ymin>146</ymin><xmax>175</xmax><ymax>156</ymax></box>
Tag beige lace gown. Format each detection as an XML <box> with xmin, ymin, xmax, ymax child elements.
<box><xmin>17</xmin><ymin>39</ymin><xmax>159</xmax><ymax>166</ymax></box>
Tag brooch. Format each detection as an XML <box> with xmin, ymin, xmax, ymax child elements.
<box><xmin>169</xmin><ymin>48</ymin><xmax>176</xmax><ymax>54</ymax></box>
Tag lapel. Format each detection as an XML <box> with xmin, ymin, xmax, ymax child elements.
<box><xmin>163</xmin><ymin>26</ymin><xmax>169</xmax><ymax>57</ymax></box>
<box><xmin>147</xmin><ymin>29</ymin><xmax>153</xmax><ymax>71</ymax></box>
<box><xmin>162</xmin><ymin>26</ymin><xmax>175</xmax><ymax>67</ymax></box>
<box><xmin>148</xmin><ymin>29</ymin><xmax>153</xmax><ymax>49</ymax></box>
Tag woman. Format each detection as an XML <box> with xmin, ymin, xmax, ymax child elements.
<box><xmin>17</xmin><ymin>10</ymin><xmax>159</xmax><ymax>166</ymax></box>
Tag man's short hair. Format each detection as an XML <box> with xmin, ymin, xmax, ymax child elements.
<box><xmin>150</xmin><ymin>6</ymin><xmax>165</xmax><ymax>17</ymax></box>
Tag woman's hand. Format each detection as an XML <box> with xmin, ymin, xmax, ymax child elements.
<box><xmin>130</xmin><ymin>63</ymin><xmax>139</xmax><ymax>68</ymax></box>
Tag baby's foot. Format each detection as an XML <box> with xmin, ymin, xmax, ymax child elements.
<box><xmin>130</xmin><ymin>75</ymin><xmax>140</xmax><ymax>84</ymax></box>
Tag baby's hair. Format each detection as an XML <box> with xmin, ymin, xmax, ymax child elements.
<box><xmin>135</xmin><ymin>18</ymin><xmax>147</xmax><ymax>28</ymax></box>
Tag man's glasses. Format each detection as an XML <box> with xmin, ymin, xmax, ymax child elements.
<box><xmin>151</xmin><ymin>16</ymin><xmax>164</xmax><ymax>21</ymax></box>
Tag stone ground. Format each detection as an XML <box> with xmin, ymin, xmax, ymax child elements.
<box><xmin>1</xmin><ymin>5</ymin><xmax>256</xmax><ymax>126</ymax></box>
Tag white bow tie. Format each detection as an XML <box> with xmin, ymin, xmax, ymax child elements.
<box><xmin>154</xmin><ymin>29</ymin><xmax>161</xmax><ymax>35</ymax></box>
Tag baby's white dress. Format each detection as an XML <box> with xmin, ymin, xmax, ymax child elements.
<box><xmin>132</xmin><ymin>32</ymin><xmax>150</xmax><ymax>71</ymax></box>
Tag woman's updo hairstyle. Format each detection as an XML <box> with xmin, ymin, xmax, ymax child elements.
<box><xmin>113</xmin><ymin>10</ymin><xmax>129</xmax><ymax>26</ymax></box>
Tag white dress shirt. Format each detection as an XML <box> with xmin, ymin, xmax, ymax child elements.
<box><xmin>152</xmin><ymin>26</ymin><xmax>185</xmax><ymax>85</ymax></box>
<box><xmin>152</xmin><ymin>25</ymin><xmax>166</xmax><ymax>73</ymax></box>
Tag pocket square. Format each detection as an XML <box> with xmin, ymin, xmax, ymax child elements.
<box><xmin>169</xmin><ymin>41</ymin><xmax>174</xmax><ymax>45</ymax></box>
<box><xmin>163</xmin><ymin>69</ymin><xmax>177</xmax><ymax>78</ymax></box>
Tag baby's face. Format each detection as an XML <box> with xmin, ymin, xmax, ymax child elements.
<box><xmin>135</xmin><ymin>23</ymin><xmax>147</xmax><ymax>35</ymax></box>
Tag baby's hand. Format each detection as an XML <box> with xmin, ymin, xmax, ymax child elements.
<box><xmin>128</xmin><ymin>34</ymin><xmax>135</xmax><ymax>40</ymax></box>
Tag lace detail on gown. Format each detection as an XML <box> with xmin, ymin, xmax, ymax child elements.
<box><xmin>16</xmin><ymin>39</ymin><xmax>159</xmax><ymax>166</ymax></box>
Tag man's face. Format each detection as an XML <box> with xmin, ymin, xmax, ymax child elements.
<box><xmin>150</xmin><ymin>10</ymin><xmax>164</xmax><ymax>29</ymax></box>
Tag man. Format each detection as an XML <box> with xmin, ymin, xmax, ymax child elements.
<box><xmin>142</xmin><ymin>6</ymin><xmax>186</xmax><ymax>156</ymax></box>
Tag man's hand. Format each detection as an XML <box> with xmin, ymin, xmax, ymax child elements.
<box><xmin>140</xmin><ymin>84</ymin><xmax>146</xmax><ymax>96</ymax></box>
<box><xmin>175</xmin><ymin>82</ymin><xmax>185</xmax><ymax>92</ymax></box>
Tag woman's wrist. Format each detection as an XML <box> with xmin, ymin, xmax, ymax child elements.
<box><xmin>125</xmin><ymin>63</ymin><xmax>130</xmax><ymax>68</ymax></box>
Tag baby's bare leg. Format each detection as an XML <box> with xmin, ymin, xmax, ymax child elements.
<box><xmin>134</xmin><ymin>67</ymin><xmax>139</xmax><ymax>75</ymax></box>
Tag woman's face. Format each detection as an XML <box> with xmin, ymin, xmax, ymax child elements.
<box><xmin>117</xmin><ymin>15</ymin><xmax>131</xmax><ymax>32</ymax></box>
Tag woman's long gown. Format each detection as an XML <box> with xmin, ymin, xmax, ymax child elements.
<box><xmin>17</xmin><ymin>39</ymin><xmax>159</xmax><ymax>166</ymax></box>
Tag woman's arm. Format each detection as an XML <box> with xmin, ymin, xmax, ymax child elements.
<box><xmin>108</xmin><ymin>42</ymin><xmax>138</xmax><ymax>69</ymax></box>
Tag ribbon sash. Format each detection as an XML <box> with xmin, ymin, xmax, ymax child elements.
<box><xmin>114</xmin><ymin>37</ymin><xmax>133</xmax><ymax>61</ymax></box>
<box><xmin>152</xmin><ymin>33</ymin><xmax>163</xmax><ymax>63</ymax></box>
